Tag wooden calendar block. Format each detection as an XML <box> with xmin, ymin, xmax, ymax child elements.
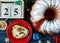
<box><xmin>1</xmin><ymin>3</ymin><xmax>10</xmax><ymax>18</ymax></box>
<box><xmin>11</xmin><ymin>5</ymin><xmax>22</xmax><ymax>18</ymax></box>
<box><xmin>0</xmin><ymin>0</ymin><xmax>24</xmax><ymax>18</ymax></box>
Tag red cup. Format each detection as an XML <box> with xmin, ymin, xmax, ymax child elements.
<box><xmin>6</xmin><ymin>20</ymin><xmax>32</xmax><ymax>43</ymax></box>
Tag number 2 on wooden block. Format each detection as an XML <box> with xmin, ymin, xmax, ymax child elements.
<box><xmin>1</xmin><ymin>3</ymin><xmax>10</xmax><ymax>18</ymax></box>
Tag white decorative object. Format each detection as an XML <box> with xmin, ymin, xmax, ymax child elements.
<box><xmin>47</xmin><ymin>40</ymin><xmax>51</xmax><ymax>43</ymax></box>
<box><xmin>38</xmin><ymin>40</ymin><xmax>41</xmax><ymax>43</ymax></box>
<box><xmin>4</xmin><ymin>38</ymin><xmax>9</xmax><ymax>43</ymax></box>
<box><xmin>30</xmin><ymin>0</ymin><xmax>60</xmax><ymax>34</ymax></box>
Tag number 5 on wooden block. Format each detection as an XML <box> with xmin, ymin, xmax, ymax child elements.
<box><xmin>11</xmin><ymin>5</ymin><xmax>21</xmax><ymax>18</ymax></box>
<box><xmin>1</xmin><ymin>3</ymin><xmax>10</xmax><ymax>18</ymax></box>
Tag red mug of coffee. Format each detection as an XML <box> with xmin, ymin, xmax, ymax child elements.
<box><xmin>6</xmin><ymin>20</ymin><xmax>32</xmax><ymax>43</ymax></box>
